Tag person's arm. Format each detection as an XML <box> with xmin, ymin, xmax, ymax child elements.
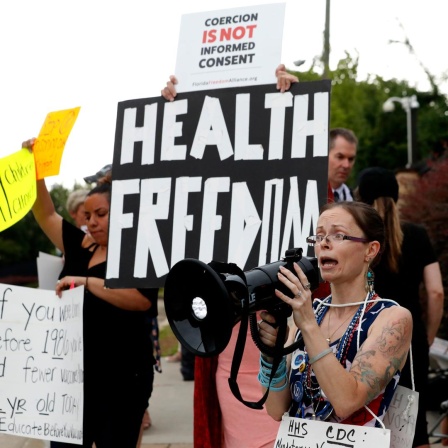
<box><xmin>258</xmin><ymin>310</ymin><xmax>296</xmax><ymax>420</ymax></box>
<box><xmin>55</xmin><ymin>275</ymin><xmax>152</xmax><ymax>311</ymax></box>
<box><xmin>423</xmin><ymin>261</ymin><xmax>444</xmax><ymax>345</ymax></box>
<box><xmin>32</xmin><ymin>179</ymin><xmax>64</xmax><ymax>251</ymax></box>
<box><xmin>275</xmin><ymin>64</ymin><xmax>299</xmax><ymax>93</ymax></box>
<box><xmin>302</xmin><ymin>305</ymin><xmax>412</xmax><ymax>419</ymax></box>
<box><xmin>23</xmin><ymin>138</ymin><xmax>65</xmax><ymax>252</ymax></box>
<box><xmin>161</xmin><ymin>75</ymin><xmax>178</xmax><ymax>101</ymax></box>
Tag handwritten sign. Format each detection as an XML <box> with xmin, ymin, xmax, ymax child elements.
<box><xmin>34</xmin><ymin>107</ymin><xmax>81</xmax><ymax>179</ymax></box>
<box><xmin>0</xmin><ymin>148</ymin><xmax>36</xmax><ymax>232</ymax></box>
<box><xmin>274</xmin><ymin>415</ymin><xmax>390</xmax><ymax>448</ymax></box>
<box><xmin>0</xmin><ymin>284</ymin><xmax>84</xmax><ymax>444</ymax></box>
<box><xmin>383</xmin><ymin>385</ymin><xmax>418</xmax><ymax>448</ymax></box>
<box><xmin>175</xmin><ymin>3</ymin><xmax>285</xmax><ymax>92</ymax></box>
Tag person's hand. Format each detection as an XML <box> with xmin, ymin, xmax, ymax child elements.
<box><xmin>56</xmin><ymin>276</ymin><xmax>87</xmax><ymax>298</ymax></box>
<box><xmin>258</xmin><ymin>311</ymin><xmax>280</xmax><ymax>363</ymax></box>
<box><xmin>258</xmin><ymin>311</ymin><xmax>279</xmax><ymax>349</ymax></box>
<box><xmin>275</xmin><ymin>263</ymin><xmax>314</xmax><ymax>329</ymax></box>
<box><xmin>258</xmin><ymin>310</ymin><xmax>290</xmax><ymax>362</ymax></box>
<box><xmin>275</xmin><ymin>64</ymin><xmax>299</xmax><ymax>93</ymax></box>
<box><xmin>22</xmin><ymin>138</ymin><xmax>36</xmax><ymax>151</ymax></box>
<box><xmin>161</xmin><ymin>75</ymin><xmax>178</xmax><ymax>101</ymax></box>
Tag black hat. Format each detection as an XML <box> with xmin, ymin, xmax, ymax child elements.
<box><xmin>357</xmin><ymin>167</ymin><xmax>399</xmax><ymax>205</ymax></box>
<box><xmin>84</xmin><ymin>164</ymin><xmax>112</xmax><ymax>184</ymax></box>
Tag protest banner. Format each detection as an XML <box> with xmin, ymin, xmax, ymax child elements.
<box><xmin>34</xmin><ymin>107</ymin><xmax>81</xmax><ymax>179</ymax></box>
<box><xmin>106</xmin><ymin>80</ymin><xmax>331</xmax><ymax>288</ymax></box>
<box><xmin>274</xmin><ymin>415</ymin><xmax>391</xmax><ymax>448</ymax></box>
<box><xmin>0</xmin><ymin>284</ymin><xmax>83</xmax><ymax>444</ymax></box>
<box><xmin>0</xmin><ymin>148</ymin><xmax>36</xmax><ymax>232</ymax></box>
<box><xmin>175</xmin><ymin>3</ymin><xmax>285</xmax><ymax>92</ymax></box>
<box><xmin>384</xmin><ymin>385</ymin><xmax>419</xmax><ymax>448</ymax></box>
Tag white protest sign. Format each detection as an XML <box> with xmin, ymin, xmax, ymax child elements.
<box><xmin>383</xmin><ymin>385</ymin><xmax>418</xmax><ymax>448</ymax></box>
<box><xmin>37</xmin><ymin>251</ymin><xmax>64</xmax><ymax>290</ymax></box>
<box><xmin>274</xmin><ymin>415</ymin><xmax>390</xmax><ymax>448</ymax></box>
<box><xmin>0</xmin><ymin>284</ymin><xmax>83</xmax><ymax>444</ymax></box>
<box><xmin>175</xmin><ymin>3</ymin><xmax>285</xmax><ymax>92</ymax></box>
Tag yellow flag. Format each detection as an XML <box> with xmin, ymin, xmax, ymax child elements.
<box><xmin>0</xmin><ymin>148</ymin><xmax>36</xmax><ymax>232</ymax></box>
<box><xmin>34</xmin><ymin>107</ymin><xmax>81</xmax><ymax>179</ymax></box>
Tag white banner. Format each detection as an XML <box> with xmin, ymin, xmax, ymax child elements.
<box><xmin>275</xmin><ymin>414</ymin><xmax>390</xmax><ymax>448</ymax></box>
<box><xmin>384</xmin><ymin>385</ymin><xmax>418</xmax><ymax>448</ymax></box>
<box><xmin>0</xmin><ymin>284</ymin><xmax>84</xmax><ymax>444</ymax></box>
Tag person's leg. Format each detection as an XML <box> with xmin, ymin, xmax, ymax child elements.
<box><xmin>51</xmin><ymin>436</ymin><xmax>93</xmax><ymax>448</ymax></box>
<box><xmin>442</xmin><ymin>416</ymin><xmax>448</xmax><ymax>446</ymax></box>
<box><xmin>180</xmin><ymin>344</ymin><xmax>195</xmax><ymax>381</ymax></box>
<box><xmin>142</xmin><ymin>407</ymin><xmax>151</xmax><ymax>429</ymax></box>
<box><xmin>94</xmin><ymin>369</ymin><xmax>153</xmax><ymax>448</ymax></box>
<box><xmin>50</xmin><ymin>442</ymin><xmax>76</xmax><ymax>448</ymax></box>
<box><xmin>167</xmin><ymin>342</ymin><xmax>182</xmax><ymax>362</ymax></box>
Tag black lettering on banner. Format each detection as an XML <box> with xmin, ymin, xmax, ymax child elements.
<box><xmin>325</xmin><ymin>424</ymin><xmax>357</xmax><ymax>447</ymax></box>
<box><xmin>106</xmin><ymin>82</ymin><xmax>331</xmax><ymax>288</ymax></box>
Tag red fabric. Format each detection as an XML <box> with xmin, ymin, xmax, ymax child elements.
<box><xmin>312</xmin><ymin>280</ymin><xmax>331</xmax><ymax>299</ymax></box>
<box><xmin>327</xmin><ymin>181</ymin><xmax>335</xmax><ymax>203</ymax></box>
<box><xmin>193</xmin><ymin>356</ymin><xmax>222</xmax><ymax>447</ymax></box>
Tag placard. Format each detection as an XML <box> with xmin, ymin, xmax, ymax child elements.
<box><xmin>275</xmin><ymin>415</ymin><xmax>390</xmax><ymax>448</ymax></box>
<box><xmin>0</xmin><ymin>148</ymin><xmax>36</xmax><ymax>232</ymax></box>
<box><xmin>106</xmin><ymin>80</ymin><xmax>330</xmax><ymax>288</ymax></box>
<box><xmin>383</xmin><ymin>385</ymin><xmax>418</xmax><ymax>448</ymax></box>
<box><xmin>0</xmin><ymin>284</ymin><xmax>84</xmax><ymax>444</ymax></box>
<box><xmin>37</xmin><ymin>252</ymin><xmax>64</xmax><ymax>290</ymax></box>
<box><xmin>175</xmin><ymin>3</ymin><xmax>285</xmax><ymax>92</ymax></box>
<box><xmin>34</xmin><ymin>107</ymin><xmax>81</xmax><ymax>179</ymax></box>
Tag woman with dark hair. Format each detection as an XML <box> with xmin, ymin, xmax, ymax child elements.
<box><xmin>258</xmin><ymin>201</ymin><xmax>412</xmax><ymax>428</ymax></box>
<box><xmin>356</xmin><ymin>167</ymin><xmax>444</xmax><ymax>448</ymax></box>
<box><xmin>26</xmin><ymin>138</ymin><xmax>158</xmax><ymax>448</ymax></box>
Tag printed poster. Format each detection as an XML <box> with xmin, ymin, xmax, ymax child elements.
<box><xmin>175</xmin><ymin>3</ymin><xmax>285</xmax><ymax>92</ymax></box>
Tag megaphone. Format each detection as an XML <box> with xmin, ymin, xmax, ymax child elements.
<box><xmin>164</xmin><ymin>248</ymin><xmax>320</xmax><ymax>358</ymax></box>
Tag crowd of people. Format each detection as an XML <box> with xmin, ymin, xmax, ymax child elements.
<box><xmin>16</xmin><ymin>63</ymin><xmax>445</xmax><ymax>448</ymax></box>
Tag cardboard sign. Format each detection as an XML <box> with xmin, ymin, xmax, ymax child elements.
<box><xmin>383</xmin><ymin>385</ymin><xmax>418</xmax><ymax>448</ymax></box>
<box><xmin>0</xmin><ymin>284</ymin><xmax>84</xmax><ymax>444</ymax></box>
<box><xmin>175</xmin><ymin>3</ymin><xmax>285</xmax><ymax>92</ymax></box>
<box><xmin>275</xmin><ymin>415</ymin><xmax>391</xmax><ymax>448</ymax></box>
<box><xmin>34</xmin><ymin>107</ymin><xmax>80</xmax><ymax>179</ymax></box>
<box><xmin>106</xmin><ymin>81</ymin><xmax>330</xmax><ymax>288</ymax></box>
<box><xmin>0</xmin><ymin>148</ymin><xmax>36</xmax><ymax>232</ymax></box>
<box><xmin>37</xmin><ymin>252</ymin><xmax>64</xmax><ymax>290</ymax></box>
